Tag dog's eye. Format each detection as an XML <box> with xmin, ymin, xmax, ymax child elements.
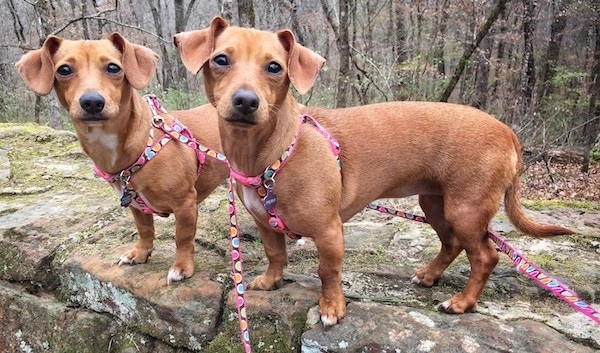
<box><xmin>56</xmin><ymin>65</ymin><xmax>73</xmax><ymax>77</ymax></box>
<box><xmin>106</xmin><ymin>63</ymin><xmax>122</xmax><ymax>74</ymax></box>
<box><xmin>213</xmin><ymin>54</ymin><xmax>229</xmax><ymax>67</ymax></box>
<box><xmin>267</xmin><ymin>61</ymin><xmax>282</xmax><ymax>74</ymax></box>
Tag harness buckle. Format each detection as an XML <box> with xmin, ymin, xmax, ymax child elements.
<box><xmin>118</xmin><ymin>171</ymin><xmax>133</xmax><ymax>207</ymax></box>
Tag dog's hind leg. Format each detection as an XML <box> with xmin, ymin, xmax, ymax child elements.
<box><xmin>118</xmin><ymin>207</ymin><xmax>155</xmax><ymax>265</ymax></box>
<box><xmin>438</xmin><ymin>197</ymin><xmax>500</xmax><ymax>314</ymax></box>
<box><xmin>248</xmin><ymin>222</ymin><xmax>288</xmax><ymax>290</ymax></box>
<box><xmin>411</xmin><ymin>195</ymin><xmax>463</xmax><ymax>287</ymax></box>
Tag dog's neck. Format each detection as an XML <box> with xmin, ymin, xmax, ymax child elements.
<box><xmin>77</xmin><ymin>89</ymin><xmax>151</xmax><ymax>175</ymax></box>
<box><xmin>222</xmin><ymin>94</ymin><xmax>301</xmax><ymax>177</ymax></box>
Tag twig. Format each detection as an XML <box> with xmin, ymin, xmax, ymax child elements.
<box><xmin>543</xmin><ymin>155</ymin><xmax>556</xmax><ymax>184</ymax></box>
<box><xmin>51</xmin><ymin>8</ymin><xmax>117</xmax><ymax>36</ymax></box>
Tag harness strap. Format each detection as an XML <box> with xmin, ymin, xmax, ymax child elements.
<box><xmin>93</xmin><ymin>94</ymin><xmax>226</xmax><ymax>216</ymax></box>
<box><xmin>230</xmin><ymin>114</ymin><xmax>341</xmax><ymax>238</ymax></box>
<box><xmin>93</xmin><ymin>125</ymin><xmax>172</xmax><ymax>217</ymax></box>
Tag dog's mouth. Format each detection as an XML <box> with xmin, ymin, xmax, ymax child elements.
<box><xmin>79</xmin><ymin>113</ymin><xmax>108</xmax><ymax>123</ymax></box>
<box><xmin>224</xmin><ymin>115</ymin><xmax>258</xmax><ymax>127</ymax></box>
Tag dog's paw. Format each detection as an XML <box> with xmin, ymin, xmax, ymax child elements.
<box><xmin>410</xmin><ymin>267</ymin><xmax>440</xmax><ymax>287</ymax></box>
<box><xmin>166</xmin><ymin>264</ymin><xmax>194</xmax><ymax>285</ymax></box>
<box><xmin>116</xmin><ymin>255</ymin><xmax>137</xmax><ymax>266</ymax></box>
<box><xmin>117</xmin><ymin>253</ymin><xmax>148</xmax><ymax>266</ymax></box>
<box><xmin>116</xmin><ymin>249</ymin><xmax>151</xmax><ymax>266</ymax></box>
<box><xmin>248</xmin><ymin>275</ymin><xmax>282</xmax><ymax>290</ymax></box>
<box><xmin>319</xmin><ymin>297</ymin><xmax>346</xmax><ymax>328</ymax></box>
<box><xmin>410</xmin><ymin>274</ymin><xmax>423</xmax><ymax>285</ymax></box>
<box><xmin>437</xmin><ymin>294</ymin><xmax>476</xmax><ymax>314</ymax></box>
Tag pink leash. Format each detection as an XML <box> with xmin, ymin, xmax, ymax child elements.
<box><xmin>228</xmin><ymin>178</ymin><xmax>252</xmax><ymax>353</ymax></box>
<box><xmin>366</xmin><ymin>203</ymin><xmax>600</xmax><ymax>325</ymax></box>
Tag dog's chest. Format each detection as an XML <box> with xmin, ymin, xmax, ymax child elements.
<box><xmin>87</xmin><ymin>128</ymin><xmax>118</xmax><ymax>150</ymax></box>
<box><xmin>86</xmin><ymin>127</ymin><xmax>119</xmax><ymax>167</ymax></box>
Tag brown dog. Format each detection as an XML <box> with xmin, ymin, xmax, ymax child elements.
<box><xmin>16</xmin><ymin>33</ymin><xmax>229</xmax><ymax>284</ymax></box>
<box><xmin>174</xmin><ymin>17</ymin><xmax>574</xmax><ymax>327</ymax></box>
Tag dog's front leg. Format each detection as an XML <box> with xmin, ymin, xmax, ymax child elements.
<box><xmin>118</xmin><ymin>207</ymin><xmax>155</xmax><ymax>265</ymax></box>
<box><xmin>248</xmin><ymin>221</ymin><xmax>288</xmax><ymax>290</ymax></box>
<box><xmin>313</xmin><ymin>218</ymin><xmax>346</xmax><ymax>327</ymax></box>
<box><xmin>167</xmin><ymin>197</ymin><xmax>199</xmax><ymax>284</ymax></box>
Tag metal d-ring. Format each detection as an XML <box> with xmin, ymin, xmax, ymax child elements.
<box><xmin>263</xmin><ymin>176</ymin><xmax>275</xmax><ymax>190</ymax></box>
<box><xmin>152</xmin><ymin>115</ymin><xmax>164</xmax><ymax>128</ymax></box>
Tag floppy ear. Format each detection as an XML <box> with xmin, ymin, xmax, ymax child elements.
<box><xmin>15</xmin><ymin>36</ymin><xmax>63</xmax><ymax>96</ymax></box>
<box><xmin>107</xmin><ymin>32</ymin><xmax>159</xmax><ymax>90</ymax></box>
<box><xmin>173</xmin><ymin>16</ymin><xmax>229</xmax><ymax>74</ymax></box>
<box><xmin>277</xmin><ymin>30</ymin><xmax>326</xmax><ymax>95</ymax></box>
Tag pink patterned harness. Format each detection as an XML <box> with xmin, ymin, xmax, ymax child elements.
<box><xmin>229</xmin><ymin>114</ymin><xmax>341</xmax><ymax>238</ymax></box>
<box><xmin>93</xmin><ymin>94</ymin><xmax>226</xmax><ymax>216</ymax></box>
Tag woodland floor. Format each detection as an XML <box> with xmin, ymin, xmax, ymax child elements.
<box><xmin>520</xmin><ymin>158</ymin><xmax>599</xmax><ymax>203</ymax></box>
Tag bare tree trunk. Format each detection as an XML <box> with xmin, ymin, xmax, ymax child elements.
<box><xmin>237</xmin><ymin>0</ymin><xmax>255</xmax><ymax>27</ymax></box>
<box><xmin>7</xmin><ymin>0</ymin><xmax>25</xmax><ymax>42</ymax></box>
<box><xmin>81</xmin><ymin>0</ymin><xmax>90</xmax><ymax>39</ymax></box>
<box><xmin>535</xmin><ymin>0</ymin><xmax>571</xmax><ymax>106</ymax></box>
<box><xmin>29</xmin><ymin>0</ymin><xmax>63</xmax><ymax>129</ymax></box>
<box><xmin>471</xmin><ymin>35</ymin><xmax>493</xmax><ymax>109</ymax></box>
<box><xmin>218</xmin><ymin>0</ymin><xmax>234</xmax><ymax>22</ymax></box>
<box><xmin>392</xmin><ymin>1</ymin><xmax>407</xmax><ymax>100</ymax></box>
<box><xmin>582</xmin><ymin>20</ymin><xmax>600</xmax><ymax>173</ymax></box>
<box><xmin>336</xmin><ymin>0</ymin><xmax>350</xmax><ymax>107</ymax></box>
<box><xmin>289</xmin><ymin>0</ymin><xmax>304</xmax><ymax>44</ymax></box>
<box><xmin>517</xmin><ymin>0</ymin><xmax>537</xmax><ymax>130</ymax></box>
<box><xmin>433</xmin><ymin>0</ymin><xmax>448</xmax><ymax>77</ymax></box>
<box><xmin>491</xmin><ymin>6</ymin><xmax>509</xmax><ymax>99</ymax></box>
<box><xmin>48</xmin><ymin>93</ymin><xmax>63</xmax><ymax>130</ymax></box>
<box><xmin>320</xmin><ymin>0</ymin><xmax>350</xmax><ymax>107</ymax></box>
<box><xmin>174</xmin><ymin>0</ymin><xmax>198</xmax><ymax>84</ymax></box>
<box><xmin>148</xmin><ymin>0</ymin><xmax>173</xmax><ymax>88</ymax></box>
<box><xmin>438</xmin><ymin>0</ymin><xmax>507</xmax><ymax>102</ymax></box>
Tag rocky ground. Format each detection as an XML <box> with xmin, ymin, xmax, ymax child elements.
<box><xmin>0</xmin><ymin>123</ymin><xmax>598</xmax><ymax>353</ymax></box>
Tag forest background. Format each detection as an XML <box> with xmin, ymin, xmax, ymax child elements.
<box><xmin>1</xmin><ymin>0</ymin><xmax>599</xmax><ymax>172</ymax></box>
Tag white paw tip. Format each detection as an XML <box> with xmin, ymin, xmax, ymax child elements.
<box><xmin>410</xmin><ymin>275</ymin><xmax>421</xmax><ymax>284</ymax></box>
<box><xmin>439</xmin><ymin>299</ymin><xmax>451</xmax><ymax>311</ymax></box>
<box><xmin>117</xmin><ymin>256</ymin><xmax>134</xmax><ymax>266</ymax></box>
<box><xmin>167</xmin><ymin>269</ymin><xmax>185</xmax><ymax>285</ymax></box>
<box><xmin>320</xmin><ymin>314</ymin><xmax>338</xmax><ymax>328</ymax></box>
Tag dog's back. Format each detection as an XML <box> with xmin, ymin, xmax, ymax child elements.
<box><xmin>303</xmin><ymin>102</ymin><xmax>520</xmax><ymax>218</ymax></box>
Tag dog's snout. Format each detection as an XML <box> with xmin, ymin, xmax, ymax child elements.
<box><xmin>232</xmin><ymin>89</ymin><xmax>259</xmax><ymax>115</ymax></box>
<box><xmin>79</xmin><ymin>93</ymin><xmax>105</xmax><ymax>114</ymax></box>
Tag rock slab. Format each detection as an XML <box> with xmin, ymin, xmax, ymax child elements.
<box><xmin>0</xmin><ymin>123</ymin><xmax>598</xmax><ymax>352</ymax></box>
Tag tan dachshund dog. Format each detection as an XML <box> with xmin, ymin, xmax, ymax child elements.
<box><xmin>16</xmin><ymin>33</ymin><xmax>229</xmax><ymax>284</ymax></box>
<box><xmin>174</xmin><ymin>17</ymin><xmax>574</xmax><ymax>327</ymax></box>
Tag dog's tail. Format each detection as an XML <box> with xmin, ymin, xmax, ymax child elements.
<box><xmin>504</xmin><ymin>136</ymin><xmax>575</xmax><ymax>238</ymax></box>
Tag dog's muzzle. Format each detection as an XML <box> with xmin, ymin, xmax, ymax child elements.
<box><xmin>227</xmin><ymin>89</ymin><xmax>259</xmax><ymax>126</ymax></box>
<box><xmin>79</xmin><ymin>93</ymin><xmax>107</xmax><ymax>121</ymax></box>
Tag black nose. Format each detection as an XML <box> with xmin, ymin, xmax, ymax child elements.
<box><xmin>232</xmin><ymin>89</ymin><xmax>259</xmax><ymax>115</ymax></box>
<box><xmin>79</xmin><ymin>93</ymin><xmax>105</xmax><ymax>114</ymax></box>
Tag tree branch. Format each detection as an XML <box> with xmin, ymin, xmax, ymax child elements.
<box><xmin>51</xmin><ymin>8</ymin><xmax>117</xmax><ymax>36</ymax></box>
<box><xmin>438</xmin><ymin>0</ymin><xmax>507</xmax><ymax>102</ymax></box>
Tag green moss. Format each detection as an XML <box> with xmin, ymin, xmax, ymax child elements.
<box><xmin>344</xmin><ymin>246</ymin><xmax>396</xmax><ymax>271</ymax></box>
<box><xmin>521</xmin><ymin>199</ymin><xmax>600</xmax><ymax>211</ymax></box>
<box><xmin>204</xmin><ymin>334</ymin><xmax>245</xmax><ymax>353</ymax></box>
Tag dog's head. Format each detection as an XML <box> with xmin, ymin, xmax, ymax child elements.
<box><xmin>16</xmin><ymin>33</ymin><xmax>158</xmax><ymax>127</ymax></box>
<box><xmin>174</xmin><ymin>16</ymin><xmax>325</xmax><ymax>128</ymax></box>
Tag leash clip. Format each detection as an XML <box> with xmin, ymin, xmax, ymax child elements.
<box><xmin>263</xmin><ymin>177</ymin><xmax>277</xmax><ymax>211</ymax></box>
